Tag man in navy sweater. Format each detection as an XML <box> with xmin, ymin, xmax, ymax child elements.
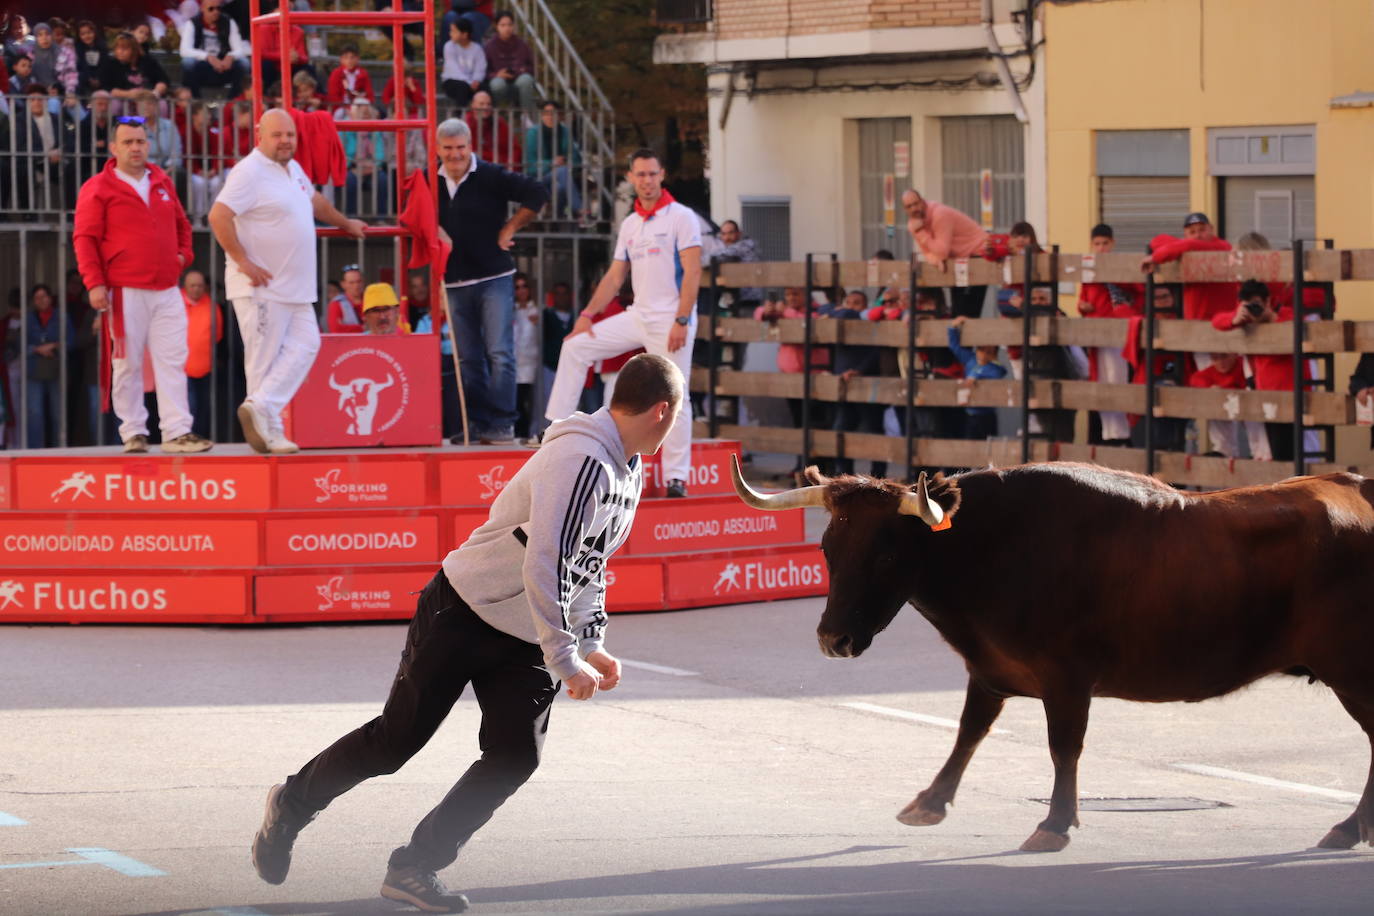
<box><xmin>435</xmin><ymin>118</ymin><xmax>548</xmax><ymax>444</ymax></box>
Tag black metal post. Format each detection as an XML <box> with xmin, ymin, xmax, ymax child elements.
<box><xmin>905</xmin><ymin>256</ymin><xmax>917</xmax><ymax>479</ymax></box>
<box><xmin>1292</xmin><ymin>238</ymin><xmax>1305</xmax><ymax>478</ymax></box>
<box><xmin>708</xmin><ymin>258</ymin><xmax>720</xmax><ymax>440</ymax></box>
<box><xmin>1020</xmin><ymin>244</ymin><xmax>1034</xmax><ymax>463</ymax></box>
<box><xmin>802</xmin><ymin>253</ymin><xmax>814</xmax><ymax>471</ymax></box>
<box><xmin>1143</xmin><ymin>272</ymin><xmax>1156</xmax><ymax>474</ymax></box>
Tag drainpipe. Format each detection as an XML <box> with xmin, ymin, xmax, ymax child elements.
<box><xmin>984</xmin><ymin>0</ymin><xmax>1029</xmax><ymax>124</ymax></box>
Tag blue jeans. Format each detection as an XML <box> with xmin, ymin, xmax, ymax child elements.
<box><xmin>543</xmin><ymin>164</ymin><xmax>582</xmax><ymax>217</ymax></box>
<box><xmin>488</xmin><ymin>73</ymin><xmax>537</xmax><ymax>113</ymax></box>
<box><xmin>447</xmin><ymin>275</ymin><xmax>516</xmax><ymax>436</ymax></box>
<box><xmin>25</xmin><ymin>378</ymin><xmax>60</xmax><ymax>449</ymax></box>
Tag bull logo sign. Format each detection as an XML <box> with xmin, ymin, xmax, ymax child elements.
<box><xmin>316</xmin><ymin>575</ymin><xmax>344</xmax><ymax>612</ymax></box>
<box><xmin>325</xmin><ymin>347</ymin><xmax>411</xmax><ymax>438</ymax></box>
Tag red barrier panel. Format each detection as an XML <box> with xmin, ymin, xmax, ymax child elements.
<box><xmin>438</xmin><ymin>451</ymin><xmax>530</xmax><ymax>506</ymax></box>
<box><xmin>0</xmin><ymin>458</ymin><xmax>11</xmax><ymax>509</ymax></box>
<box><xmin>21</xmin><ymin>459</ymin><xmax>272</xmax><ymax>511</ymax></box>
<box><xmin>623</xmin><ymin>496</ymin><xmax>804</xmax><ymax>556</ymax></box>
<box><xmin>254</xmin><ymin>566</ymin><xmax>434</xmax><ymax>619</ymax></box>
<box><xmin>0</xmin><ymin>571</ymin><xmax>251</xmax><ymax>621</ymax></box>
<box><xmin>0</xmin><ymin>517</ymin><xmax>260</xmax><ymax>567</ymax></box>
<box><xmin>263</xmin><ymin>512</ymin><xmax>440</xmax><ymax>566</ymax></box>
<box><xmin>275</xmin><ymin>456</ymin><xmax>430</xmax><ymax>509</ymax></box>
<box><xmin>285</xmin><ymin>334</ymin><xmax>442</xmax><ymax>448</ymax></box>
<box><xmin>641</xmin><ymin>442</ymin><xmax>741</xmax><ymax>498</ymax></box>
<box><xmin>664</xmin><ymin>544</ymin><xmax>829</xmax><ymax>606</ymax></box>
<box><xmin>605</xmin><ymin>557</ymin><xmax>665</xmax><ymax>612</ymax></box>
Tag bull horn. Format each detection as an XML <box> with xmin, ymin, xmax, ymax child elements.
<box><xmin>729</xmin><ymin>453</ymin><xmax>827</xmax><ymax>511</ymax></box>
<box><xmin>898</xmin><ymin>472</ymin><xmax>945</xmax><ymax>527</ymax></box>
<box><xmin>327</xmin><ymin>373</ymin><xmax>348</xmax><ymax>393</ymax></box>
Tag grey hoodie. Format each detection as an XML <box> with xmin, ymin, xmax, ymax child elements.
<box><xmin>442</xmin><ymin>408</ymin><xmax>643</xmax><ymax>680</ymax></box>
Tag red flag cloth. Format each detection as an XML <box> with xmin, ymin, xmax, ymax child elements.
<box><xmin>633</xmin><ymin>187</ymin><xmax>676</xmax><ymax>220</ymax></box>
<box><xmin>400</xmin><ymin>170</ymin><xmax>451</xmax><ymax>270</ymax></box>
<box><xmin>286</xmin><ymin>108</ymin><xmax>347</xmax><ymax>186</ymax></box>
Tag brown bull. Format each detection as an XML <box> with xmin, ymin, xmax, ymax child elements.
<box><xmin>732</xmin><ymin>456</ymin><xmax>1374</xmax><ymax>853</ymax></box>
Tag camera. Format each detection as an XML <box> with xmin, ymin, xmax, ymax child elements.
<box><xmin>1243</xmin><ymin>300</ymin><xmax>1265</xmax><ymax>318</ymax></box>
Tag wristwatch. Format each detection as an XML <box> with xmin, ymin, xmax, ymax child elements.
<box><xmin>674</xmin><ymin>315</ymin><xmax>691</xmax><ymax>326</ymax></box>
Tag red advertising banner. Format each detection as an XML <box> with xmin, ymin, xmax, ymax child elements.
<box><xmin>641</xmin><ymin>441</ymin><xmax>741</xmax><ymax>499</ymax></box>
<box><xmin>276</xmin><ymin>458</ymin><xmax>429</xmax><ymax>509</ymax></box>
<box><xmin>254</xmin><ymin>567</ymin><xmax>434</xmax><ymax>618</ymax></box>
<box><xmin>665</xmin><ymin>545</ymin><xmax>829</xmax><ymax>605</ymax></box>
<box><xmin>0</xmin><ymin>573</ymin><xmax>249</xmax><ymax>618</ymax></box>
<box><xmin>0</xmin><ymin>518</ymin><xmax>259</xmax><ymax>567</ymax></box>
<box><xmin>605</xmin><ymin>558</ymin><xmax>665</xmax><ymax>612</ymax></box>
<box><xmin>438</xmin><ymin>452</ymin><xmax>531</xmax><ymax>507</ymax></box>
<box><xmin>20</xmin><ymin>460</ymin><xmax>272</xmax><ymax>511</ymax></box>
<box><xmin>264</xmin><ymin>513</ymin><xmax>440</xmax><ymax>566</ymax></box>
<box><xmin>623</xmin><ymin>497</ymin><xmax>803</xmax><ymax>556</ymax></box>
<box><xmin>285</xmin><ymin>334</ymin><xmax>442</xmax><ymax>448</ymax></box>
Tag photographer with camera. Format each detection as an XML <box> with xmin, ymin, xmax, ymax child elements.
<box><xmin>1212</xmin><ymin>279</ymin><xmax>1307</xmax><ymax>462</ymax></box>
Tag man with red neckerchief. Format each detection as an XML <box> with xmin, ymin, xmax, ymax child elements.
<box><xmin>543</xmin><ymin>149</ymin><xmax>702</xmax><ymax>497</ymax></box>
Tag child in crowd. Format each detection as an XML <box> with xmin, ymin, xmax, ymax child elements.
<box><xmin>947</xmin><ymin>315</ymin><xmax>1007</xmax><ymax>440</ymax></box>
<box><xmin>326</xmin><ymin>43</ymin><xmax>373</xmax><ymax>108</ymax></box>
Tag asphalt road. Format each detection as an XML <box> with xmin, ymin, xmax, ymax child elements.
<box><xmin>1</xmin><ymin>591</ymin><xmax>1370</xmax><ymax>915</ymax></box>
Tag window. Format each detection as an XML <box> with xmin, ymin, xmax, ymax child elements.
<box><xmin>1096</xmin><ymin>130</ymin><xmax>1190</xmax><ymax>253</ymax></box>
<box><xmin>857</xmin><ymin>118</ymin><xmax>912</xmax><ymax>262</ymax></box>
<box><xmin>941</xmin><ymin>116</ymin><xmax>1024</xmax><ymax>234</ymax></box>
<box><xmin>740</xmin><ymin>197</ymin><xmax>791</xmax><ymax>263</ymax></box>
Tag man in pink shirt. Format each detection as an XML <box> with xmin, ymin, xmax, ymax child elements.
<box><xmin>903</xmin><ymin>190</ymin><xmax>989</xmax><ymax>319</ymax></box>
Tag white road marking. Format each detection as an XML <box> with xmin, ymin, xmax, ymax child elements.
<box><xmin>1171</xmin><ymin>763</ymin><xmax>1361</xmax><ymax>803</ymax></box>
<box><xmin>620</xmin><ymin>659</ymin><xmax>700</xmax><ymax>677</ymax></box>
<box><xmin>841</xmin><ymin>701</ymin><xmax>1012</xmax><ymax>736</ymax></box>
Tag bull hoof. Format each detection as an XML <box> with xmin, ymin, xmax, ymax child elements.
<box><xmin>896</xmin><ymin>802</ymin><xmax>946</xmax><ymax>826</ymax></box>
<box><xmin>1019</xmin><ymin>828</ymin><xmax>1070</xmax><ymax>852</ymax></box>
<box><xmin>1316</xmin><ymin>826</ymin><xmax>1360</xmax><ymax>850</ymax></box>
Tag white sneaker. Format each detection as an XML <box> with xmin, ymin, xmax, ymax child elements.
<box><xmin>266</xmin><ymin>434</ymin><xmax>299</xmax><ymax>454</ymax></box>
<box><xmin>237</xmin><ymin>400</ymin><xmax>270</xmax><ymax>454</ymax></box>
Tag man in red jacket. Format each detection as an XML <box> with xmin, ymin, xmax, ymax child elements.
<box><xmin>73</xmin><ymin>117</ymin><xmax>213</xmax><ymax>454</ymax></box>
<box><xmin>1139</xmin><ymin>212</ymin><xmax>1236</xmax><ymax>326</ymax></box>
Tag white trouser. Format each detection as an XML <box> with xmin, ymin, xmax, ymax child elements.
<box><xmin>546</xmin><ymin>309</ymin><xmax>694</xmax><ymax>480</ymax></box>
<box><xmin>113</xmin><ymin>286</ymin><xmax>192</xmax><ymax>442</ymax></box>
<box><xmin>188</xmin><ymin>172</ymin><xmax>225</xmax><ymax>218</ymax></box>
<box><xmin>1096</xmin><ymin>346</ymin><xmax>1131</xmax><ymax>441</ymax></box>
<box><xmin>232</xmin><ymin>297</ymin><xmax>321</xmax><ymax>433</ymax></box>
<box><xmin>1207</xmin><ymin>420</ymin><xmax>1272</xmax><ymax>460</ymax></box>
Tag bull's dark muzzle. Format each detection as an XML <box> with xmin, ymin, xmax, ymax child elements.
<box><xmin>818</xmin><ymin>630</ymin><xmax>864</xmax><ymax>659</ymax></box>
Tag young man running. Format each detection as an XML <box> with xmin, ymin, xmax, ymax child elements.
<box><xmin>252</xmin><ymin>353</ymin><xmax>684</xmax><ymax>913</ymax></box>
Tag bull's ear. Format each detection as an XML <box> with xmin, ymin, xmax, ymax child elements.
<box><xmin>897</xmin><ymin>472</ymin><xmax>946</xmax><ymax>527</ymax></box>
<box><xmin>803</xmin><ymin>465</ymin><xmax>831</xmax><ymax>486</ymax></box>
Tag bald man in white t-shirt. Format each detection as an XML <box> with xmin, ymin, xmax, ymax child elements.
<box><xmin>544</xmin><ymin>149</ymin><xmax>702</xmax><ymax>497</ymax></box>
<box><xmin>209</xmin><ymin>109</ymin><xmax>367</xmax><ymax>454</ymax></box>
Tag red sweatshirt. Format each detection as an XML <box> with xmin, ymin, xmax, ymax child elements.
<box><xmin>1188</xmin><ymin>361</ymin><xmax>1246</xmax><ymax>390</ymax></box>
<box><xmin>74</xmin><ymin>160</ymin><xmax>192</xmax><ymax>292</ymax></box>
<box><xmin>259</xmin><ymin>25</ymin><xmax>307</xmax><ymax>66</ymax></box>
<box><xmin>1211</xmin><ymin>305</ymin><xmax>1306</xmax><ymax>391</ymax></box>
<box><xmin>1078</xmin><ymin>282</ymin><xmax>1143</xmax><ymax>318</ymax></box>
<box><xmin>327</xmin><ymin>64</ymin><xmax>374</xmax><ymax>107</ymax></box>
<box><xmin>1145</xmin><ymin>234</ymin><xmax>1236</xmax><ymax>321</ymax></box>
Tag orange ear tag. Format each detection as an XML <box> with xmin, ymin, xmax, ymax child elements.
<box><xmin>931</xmin><ymin>517</ymin><xmax>953</xmax><ymax>532</ymax></box>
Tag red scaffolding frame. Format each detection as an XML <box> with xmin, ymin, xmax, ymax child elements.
<box><xmin>247</xmin><ymin>0</ymin><xmax>443</xmax><ymax>349</ymax></box>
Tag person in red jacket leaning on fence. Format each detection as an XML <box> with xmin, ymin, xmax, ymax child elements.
<box><xmin>1139</xmin><ymin>211</ymin><xmax>1237</xmax><ymax>328</ymax></box>
<box><xmin>73</xmin><ymin>116</ymin><xmax>213</xmax><ymax>455</ymax></box>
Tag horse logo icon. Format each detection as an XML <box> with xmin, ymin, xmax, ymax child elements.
<box><xmin>50</xmin><ymin>471</ymin><xmax>97</xmax><ymax>503</ymax></box>
<box><xmin>0</xmin><ymin>580</ymin><xmax>24</xmax><ymax>610</ymax></box>
<box><xmin>713</xmin><ymin>562</ymin><xmax>741</xmax><ymax>594</ymax></box>
<box><xmin>316</xmin><ymin>575</ymin><xmax>344</xmax><ymax>611</ymax></box>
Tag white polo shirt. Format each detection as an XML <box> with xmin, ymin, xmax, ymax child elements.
<box><xmin>216</xmin><ymin>148</ymin><xmax>318</xmax><ymax>305</ymax></box>
<box><xmin>613</xmin><ymin>199</ymin><xmax>702</xmax><ymax>317</ymax></box>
